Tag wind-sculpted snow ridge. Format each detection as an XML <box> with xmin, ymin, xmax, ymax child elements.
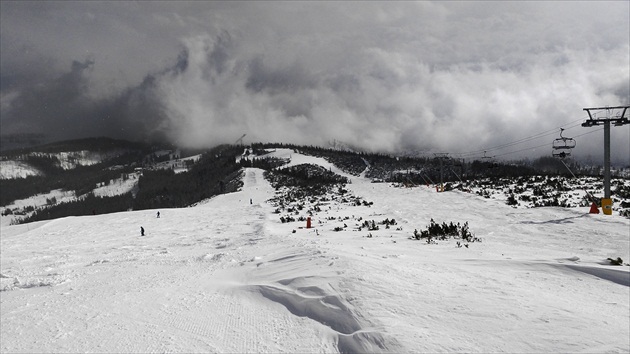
<box><xmin>560</xmin><ymin>265</ymin><xmax>630</xmax><ymax>287</ymax></box>
<box><xmin>252</xmin><ymin>283</ymin><xmax>388</xmax><ymax>353</ymax></box>
<box><xmin>0</xmin><ymin>274</ymin><xmax>56</xmax><ymax>291</ymax></box>
<box><xmin>240</xmin><ymin>249</ymin><xmax>399</xmax><ymax>353</ymax></box>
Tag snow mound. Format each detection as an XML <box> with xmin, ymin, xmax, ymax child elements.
<box><xmin>232</xmin><ymin>245</ymin><xmax>401</xmax><ymax>353</ymax></box>
<box><xmin>0</xmin><ymin>274</ymin><xmax>68</xmax><ymax>292</ymax></box>
<box><xmin>248</xmin><ymin>280</ymin><xmax>390</xmax><ymax>353</ymax></box>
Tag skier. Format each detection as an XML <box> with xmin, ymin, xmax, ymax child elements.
<box><xmin>157</xmin><ymin>211</ymin><xmax>160</xmax><ymax>218</ymax></box>
<box><xmin>141</xmin><ymin>226</ymin><xmax>145</xmax><ymax>236</ymax></box>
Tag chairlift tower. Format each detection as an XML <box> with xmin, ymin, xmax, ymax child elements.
<box><xmin>582</xmin><ymin>105</ymin><xmax>630</xmax><ymax>215</ymax></box>
<box><xmin>234</xmin><ymin>134</ymin><xmax>246</xmax><ymax>146</ymax></box>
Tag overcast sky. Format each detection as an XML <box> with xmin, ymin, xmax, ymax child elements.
<box><xmin>1</xmin><ymin>1</ymin><xmax>628</xmax><ymax>163</ymax></box>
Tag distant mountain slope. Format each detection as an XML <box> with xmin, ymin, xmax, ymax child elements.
<box><xmin>1</xmin><ymin>138</ymin><xmax>629</xmax><ymax>226</ymax></box>
<box><xmin>1</xmin><ymin>137</ymin><xmax>150</xmax><ymax>156</ymax></box>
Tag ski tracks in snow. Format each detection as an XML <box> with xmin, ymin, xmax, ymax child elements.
<box><xmin>0</xmin><ymin>168</ymin><xmax>319</xmax><ymax>353</ymax></box>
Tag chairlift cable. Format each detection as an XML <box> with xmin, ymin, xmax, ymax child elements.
<box><xmin>460</xmin><ymin>125</ymin><xmax>601</xmax><ymax>160</ymax></box>
<box><xmin>457</xmin><ymin>121</ymin><xmax>585</xmax><ymax>157</ymax></box>
<box><xmin>490</xmin><ymin>127</ymin><xmax>603</xmax><ymax>158</ymax></box>
<box><xmin>558</xmin><ymin>159</ymin><xmax>598</xmax><ymax>204</ymax></box>
<box><xmin>453</xmin><ymin>116</ymin><xmax>588</xmax><ymax>157</ymax></box>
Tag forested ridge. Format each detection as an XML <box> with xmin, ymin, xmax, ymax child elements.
<box><xmin>2</xmin><ymin>138</ymin><xmax>629</xmax><ymax>224</ymax></box>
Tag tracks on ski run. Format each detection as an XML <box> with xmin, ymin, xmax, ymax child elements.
<box><xmin>151</xmin><ymin>290</ymin><xmax>331</xmax><ymax>353</ymax></box>
<box><xmin>0</xmin><ymin>168</ymin><xmax>395</xmax><ymax>353</ymax></box>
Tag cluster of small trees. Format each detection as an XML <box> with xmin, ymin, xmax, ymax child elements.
<box><xmin>270</xmin><ymin>163</ymin><xmax>349</xmax><ymax>187</ymax></box>
<box><xmin>469</xmin><ymin>176</ymin><xmax>604</xmax><ymax>208</ymax></box>
<box><xmin>412</xmin><ymin>219</ymin><xmax>480</xmax><ymax>244</ymax></box>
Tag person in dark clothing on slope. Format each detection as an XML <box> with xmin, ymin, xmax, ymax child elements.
<box><xmin>141</xmin><ymin>226</ymin><xmax>145</xmax><ymax>236</ymax></box>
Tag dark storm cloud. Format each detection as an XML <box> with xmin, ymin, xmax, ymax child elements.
<box><xmin>2</xmin><ymin>59</ymin><xmax>96</xmax><ymax>139</ymax></box>
<box><xmin>1</xmin><ymin>1</ymin><xmax>628</xmax><ymax>162</ymax></box>
<box><xmin>1</xmin><ymin>58</ymin><xmax>172</xmax><ymax>144</ymax></box>
<box><xmin>246</xmin><ymin>57</ymin><xmax>317</xmax><ymax>94</ymax></box>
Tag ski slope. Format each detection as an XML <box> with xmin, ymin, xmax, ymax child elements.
<box><xmin>1</xmin><ymin>152</ymin><xmax>629</xmax><ymax>353</ymax></box>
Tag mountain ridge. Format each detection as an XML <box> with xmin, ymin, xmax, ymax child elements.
<box><xmin>1</xmin><ymin>137</ymin><xmax>629</xmax><ymax>225</ymax></box>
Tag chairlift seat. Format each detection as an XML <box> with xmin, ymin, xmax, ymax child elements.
<box><xmin>552</xmin><ymin>150</ymin><xmax>571</xmax><ymax>159</ymax></box>
<box><xmin>552</xmin><ymin>138</ymin><xmax>576</xmax><ymax>149</ymax></box>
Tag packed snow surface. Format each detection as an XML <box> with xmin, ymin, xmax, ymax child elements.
<box><xmin>1</xmin><ymin>151</ymin><xmax>629</xmax><ymax>353</ymax></box>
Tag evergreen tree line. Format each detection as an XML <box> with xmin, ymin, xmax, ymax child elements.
<box><xmin>265</xmin><ymin>163</ymin><xmax>349</xmax><ymax>188</ymax></box>
<box><xmin>0</xmin><ymin>151</ymin><xmax>145</xmax><ymax>206</ymax></box>
<box><xmin>125</xmin><ymin>145</ymin><xmax>245</xmax><ymax>210</ymax></box>
<box><xmin>12</xmin><ymin>145</ymin><xmax>246</xmax><ymax>223</ymax></box>
<box><xmin>250</xmin><ymin>142</ymin><xmax>626</xmax><ymax>181</ymax></box>
<box><xmin>0</xmin><ymin>137</ymin><xmax>151</xmax><ymax>158</ymax></box>
<box><xmin>20</xmin><ymin>193</ymin><xmax>134</xmax><ymax>223</ymax></box>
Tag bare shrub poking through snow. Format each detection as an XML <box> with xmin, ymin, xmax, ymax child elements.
<box><xmin>412</xmin><ymin>219</ymin><xmax>481</xmax><ymax>244</ymax></box>
<box><xmin>607</xmin><ymin>257</ymin><xmax>625</xmax><ymax>266</ymax></box>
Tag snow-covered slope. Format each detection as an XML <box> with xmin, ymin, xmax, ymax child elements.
<box><xmin>0</xmin><ymin>160</ymin><xmax>42</xmax><ymax>179</ymax></box>
<box><xmin>1</xmin><ymin>153</ymin><xmax>628</xmax><ymax>353</ymax></box>
<box><xmin>92</xmin><ymin>172</ymin><xmax>141</xmax><ymax>198</ymax></box>
<box><xmin>0</xmin><ymin>173</ymin><xmax>142</xmax><ymax>227</ymax></box>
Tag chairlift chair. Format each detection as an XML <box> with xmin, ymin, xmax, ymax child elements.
<box><xmin>482</xmin><ymin>151</ymin><xmax>498</xmax><ymax>168</ymax></box>
<box><xmin>552</xmin><ymin>150</ymin><xmax>571</xmax><ymax>159</ymax></box>
<box><xmin>552</xmin><ymin>128</ymin><xmax>576</xmax><ymax>150</ymax></box>
<box><xmin>552</xmin><ymin>129</ymin><xmax>576</xmax><ymax>159</ymax></box>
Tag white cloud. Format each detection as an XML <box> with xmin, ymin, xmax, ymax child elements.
<box><xmin>1</xmin><ymin>1</ymin><xmax>628</xmax><ymax>163</ymax></box>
